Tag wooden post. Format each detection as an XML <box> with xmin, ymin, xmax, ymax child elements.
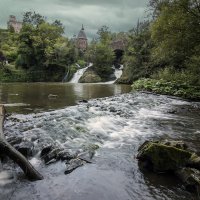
<box><xmin>0</xmin><ymin>105</ymin><xmax>43</xmax><ymax>181</ymax></box>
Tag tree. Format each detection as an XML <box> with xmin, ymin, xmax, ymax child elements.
<box><xmin>23</xmin><ymin>11</ymin><xmax>45</xmax><ymax>26</ymax></box>
<box><xmin>97</xmin><ymin>25</ymin><xmax>112</xmax><ymax>44</ymax></box>
<box><xmin>18</xmin><ymin>12</ymin><xmax>65</xmax><ymax>69</ymax></box>
<box><xmin>119</xmin><ymin>20</ymin><xmax>153</xmax><ymax>83</ymax></box>
<box><xmin>150</xmin><ymin>0</ymin><xmax>200</xmax><ymax>68</ymax></box>
<box><xmin>92</xmin><ymin>43</ymin><xmax>115</xmax><ymax>80</ymax></box>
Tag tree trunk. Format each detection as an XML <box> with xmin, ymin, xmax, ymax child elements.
<box><xmin>0</xmin><ymin>105</ymin><xmax>43</xmax><ymax>181</ymax></box>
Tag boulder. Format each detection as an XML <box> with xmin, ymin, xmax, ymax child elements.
<box><xmin>79</xmin><ymin>69</ymin><xmax>101</xmax><ymax>83</ymax></box>
<box><xmin>137</xmin><ymin>141</ymin><xmax>193</xmax><ymax>172</ymax></box>
<box><xmin>137</xmin><ymin>140</ymin><xmax>200</xmax><ymax>194</ymax></box>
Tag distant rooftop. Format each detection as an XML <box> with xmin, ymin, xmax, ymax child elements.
<box><xmin>77</xmin><ymin>25</ymin><xmax>87</xmax><ymax>40</ymax></box>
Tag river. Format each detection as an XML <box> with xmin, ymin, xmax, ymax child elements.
<box><xmin>0</xmin><ymin>83</ymin><xmax>131</xmax><ymax>113</ymax></box>
<box><xmin>0</xmin><ymin>83</ymin><xmax>200</xmax><ymax>200</ymax></box>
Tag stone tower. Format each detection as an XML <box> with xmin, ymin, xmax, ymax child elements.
<box><xmin>77</xmin><ymin>25</ymin><xmax>87</xmax><ymax>51</ymax></box>
<box><xmin>7</xmin><ymin>15</ymin><xmax>22</xmax><ymax>33</ymax></box>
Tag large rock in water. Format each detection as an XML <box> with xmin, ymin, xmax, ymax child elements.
<box><xmin>137</xmin><ymin>140</ymin><xmax>198</xmax><ymax>172</ymax></box>
<box><xmin>79</xmin><ymin>68</ymin><xmax>101</xmax><ymax>83</ymax></box>
<box><xmin>137</xmin><ymin>140</ymin><xmax>200</xmax><ymax>194</ymax></box>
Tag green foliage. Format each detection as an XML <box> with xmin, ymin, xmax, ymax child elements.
<box><xmin>150</xmin><ymin>0</ymin><xmax>200</xmax><ymax>68</ymax></box>
<box><xmin>152</xmin><ymin>67</ymin><xmax>190</xmax><ymax>83</ymax></box>
<box><xmin>92</xmin><ymin>43</ymin><xmax>114</xmax><ymax>80</ymax></box>
<box><xmin>97</xmin><ymin>26</ymin><xmax>112</xmax><ymax>44</ymax></box>
<box><xmin>23</xmin><ymin>11</ymin><xmax>45</xmax><ymax>26</ymax></box>
<box><xmin>118</xmin><ymin>21</ymin><xmax>152</xmax><ymax>83</ymax></box>
<box><xmin>132</xmin><ymin>78</ymin><xmax>200</xmax><ymax>100</ymax></box>
<box><xmin>0</xmin><ymin>64</ymin><xmax>67</xmax><ymax>82</ymax></box>
<box><xmin>77</xmin><ymin>59</ymin><xmax>86</xmax><ymax>68</ymax></box>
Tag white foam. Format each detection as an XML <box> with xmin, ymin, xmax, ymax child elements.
<box><xmin>70</xmin><ymin>63</ymin><xmax>92</xmax><ymax>83</ymax></box>
<box><xmin>0</xmin><ymin>171</ymin><xmax>14</xmax><ymax>185</ymax></box>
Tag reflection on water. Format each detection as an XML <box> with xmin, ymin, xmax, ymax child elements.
<box><xmin>0</xmin><ymin>83</ymin><xmax>131</xmax><ymax>113</ymax></box>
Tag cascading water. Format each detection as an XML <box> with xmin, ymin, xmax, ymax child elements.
<box><xmin>104</xmin><ymin>65</ymin><xmax>123</xmax><ymax>84</ymax></box>
<box><xmin>69</xmin><ymin>63</ymin><xmax>92</xmax><ymax>83</ymax></box>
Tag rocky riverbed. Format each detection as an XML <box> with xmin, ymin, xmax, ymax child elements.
<box><xmin>1</xmin><ymin>92</ymin><xmax>200</xmax><ymax>200</ymax></box>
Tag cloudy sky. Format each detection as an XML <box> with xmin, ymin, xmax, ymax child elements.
<box><xmin>0</xmin><ymin>0</ymin><xmax>149</xmax><ymax>39</ymax></box>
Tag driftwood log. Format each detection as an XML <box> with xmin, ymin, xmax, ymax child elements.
<box><xmin>0</xmin><ymin>105</ymin><xmax>43</xmax><ymax>181</ymax></box>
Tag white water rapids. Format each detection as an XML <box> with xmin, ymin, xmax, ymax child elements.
<box><xmin>2</xmin><ymin>92</ymin><xmax>200</xmax><ymax>200</ymax></box>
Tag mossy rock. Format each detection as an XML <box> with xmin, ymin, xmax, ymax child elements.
<box><xmin>137</xmin><ymin>141</ymin><xmax>193</xmax><ymax>172</ymax></box>
<box><xmin>79</xmin><ymin>68</ymin><xmax>101</xmax><ymax>83</ymax></box>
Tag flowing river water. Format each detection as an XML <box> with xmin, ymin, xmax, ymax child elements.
<box><xmin>0</xmin><ymin>83</ymin><xmax>200</xmax><ymax>200</ymax></box>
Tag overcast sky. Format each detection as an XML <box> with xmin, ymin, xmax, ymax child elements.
<box><xmin>0</xmin><ymin>0</ymin><xmax>149</xmax><ymax>39</ymax></box>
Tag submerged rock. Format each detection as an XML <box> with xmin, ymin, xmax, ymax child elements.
<box><xmin>40</xmin><ymin>145</ymin><xmax>54</xmax><ymax>158</ymax></box>
<box><xmin>7</xmin><ymin>136</ymin><xmax>23</xmax><ymax>146</ymax></box>
<box><xmin>175</xmin><ymin>167</ymin><xmax>200</xmax><ymax>193</ymax></box>
<box><xmin>65</xmin><ymin>158</ymin><xmax>86</xmax><ymax>174</ymax></box>
<box><xmin>43</xmin><ymin>148</ymin><xmax>63</xmax><ymax>164</ymax></box>
<box><xmin>14</xmin><ymin>141</ymin><xmax>34</xmax><ymax>158</ymax></box>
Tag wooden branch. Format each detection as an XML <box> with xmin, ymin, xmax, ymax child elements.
<box><xmin>0</xmin><ymin>105</ymin><xmax>5</xmax><ymax>139</ymax></box>
<box><xmin>0</xmin><ymin>105</ymin><xmax>43</xmax><ymax>181</ymax></box>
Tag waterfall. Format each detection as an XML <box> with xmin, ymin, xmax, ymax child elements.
<box><xmin>69</xmin><ymin>63</ymin><xmax>93</xmax><ymax>83</ymax></box>
<box><xmin>104</xmin><ymin>65</ymin><xmax>123</xmax><ymax>84</ymax></box>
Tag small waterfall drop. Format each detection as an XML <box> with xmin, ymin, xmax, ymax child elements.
<box><xmin>69</xmin><ymin>63</ymin><xmax>93</xmax><ymax>83</ymax></box>
<box><xmin>104</xmin><ymin>65</ymin><xmax>123</xmax><ymax>84</ymax></box>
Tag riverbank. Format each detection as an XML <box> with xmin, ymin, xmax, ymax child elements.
<box><xmin>132</xmin><ymin>78</ymin><xmax>200</xmax><ymax>101</ymax></box>
<box><xmin>0</xmin><ymin>64</ymin><xmax>79</xmax><ymax>82</ymax></box>
<box><xmin>1</xmin><ymin>92</ymin><xmax>200</xmax><ymax>200</ymax></box>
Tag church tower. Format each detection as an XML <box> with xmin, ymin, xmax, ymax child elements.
<box><xmin>77</xmin><ymin>25</ymin><xmax>87</xmax><ymax>51</ymax></box>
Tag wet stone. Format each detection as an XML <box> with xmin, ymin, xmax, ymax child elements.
<box><xmin>57</xmin><ymin>150</ymin><xmax>75</xmax><ymax>161</ymax></box>
<box><xmin>175</xmin><ymin>167</ymin><xmax>200</xmax><ymax>193</ymax></box>
<box><xmin>14</xmin><ymin>141</ymin><xmax>34</xmax><ymax>157</ymax></box>
<box><xmin>65</xmin><ymin>158</ymin><xmax>86</xmax><ymax>175</ymax></box>
<box><xmin>7</xmin><ymin>136</ymin><xmax>23</xmax><ymax>146</ymax></box>
<box><xmin>77</xmin><ymin>151</ymin><xmax>93</xmax><ymax>163</ymax></box>
<box><xmin>78</xmin><ymin>99</ymin><xmax>88</xmax><ymax>103</ymax></box>
<box><xmin>40</xmin><ymin>145</ymin><xmax>54</xmax><ymax>158</ymax></box>
<box><xmin>43</xmin><ymin>148</ymin><xmax>63</xmax><ymax>164</ymax></box>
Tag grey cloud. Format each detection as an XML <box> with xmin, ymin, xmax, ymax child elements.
<box><xmin>0</xmin><ymin>0</ymin><xmax>149</xmax><ymax>40</ymax></box>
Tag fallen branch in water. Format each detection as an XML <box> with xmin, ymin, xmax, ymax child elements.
<box><xmin>0</xmin><ymin>105</ymin><xmax>43</xmax><ymax>181</ymax></box>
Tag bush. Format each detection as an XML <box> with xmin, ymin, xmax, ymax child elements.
<box><xmin>151</xmin><ymin>67</ymin><xmax>199</xmax><ymax>86</ymax></box>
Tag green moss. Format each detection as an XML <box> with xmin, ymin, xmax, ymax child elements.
<box><xmin>138</xmin><ymin>142</ymin><xmax>192</xmax><ymax>172</ymax></box>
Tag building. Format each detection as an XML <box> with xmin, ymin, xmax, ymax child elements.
<box><xmin>77</xmin><ymin>25</ymin><xmax>87</xmax><ymax>51</ymax></box>
<box><xmin>7</xmin><ymin>15</ymin><xmax>22</xmax><ymax>33</ymax></box>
